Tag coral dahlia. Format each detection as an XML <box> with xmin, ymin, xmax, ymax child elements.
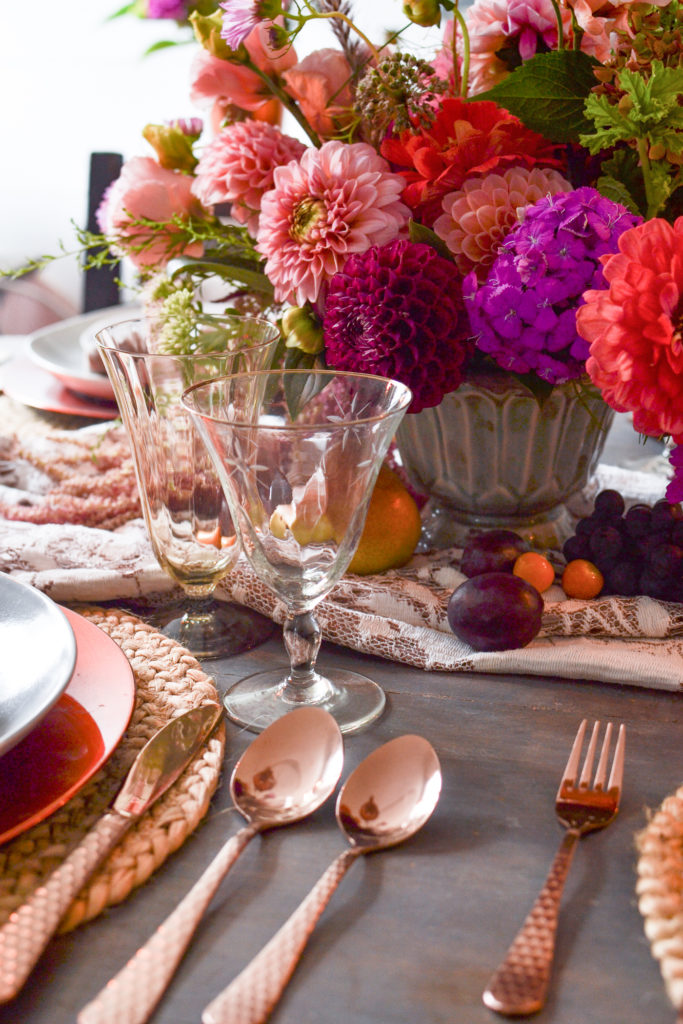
<box><xmin>380</xmin><ymin>98</ymin><xmax>563</xmax><ymax>227</ymax></box>
<box><xmin>577</xmin><ymin>216</ymin><xmax>683</xmax><ymax>444</ymax></box>
<box><xmin>434</xmin><ymin>166</ymin><xmax>572</xmax><ymax>280</ymax></box>
<box><xmin>323</xmin><ymin>239</ymin><xmax>471</xmax><ymax>413</ymax></box>
<box><xmin>464</xmin><ymin>187</ymin><xmax>641</xmax><ymax>383</ymax></box>
<box><xmin>193</xmin><ymin>121</ymin><xmax>306</xmax><ymax>235</ymax></box>
<box><xmin>256</xmin><ymin>141</ymin><xmax>410</xmax><ymax>306</ymax></box>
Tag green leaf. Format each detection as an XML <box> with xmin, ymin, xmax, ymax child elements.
<box><xmin>106</xmin><ymin>2</ymin><xmax>141</xmax><ymax>20</ymax></box>
<box><xmin>474</xmin><ymin>50</ymin><xmax>600</xmax><ymax>143</ymax></box>
<box><xmin>512</xmin><ymin>373</ymin><xmax>556</xmax><ymax>406</ymax></box>
<box><xmin>169</xmin><ymin>259</ymin><xmax>275</xmax><ymax>297</ymax></box>
<box><xmin>595</xmin><ymin>173</ymin><xmax>642</xmax><ymax>216</ymax></box>
<box><xmin>144</xmin><ymin>39</ymin><xmax>183</xmax><ymax>53</ymax></box>
<box><xmin>408</xmin><ymin>220</ymin><xmax>453</xmax><ymax>259</ymax></box>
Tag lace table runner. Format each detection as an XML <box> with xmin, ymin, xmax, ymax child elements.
<box><xmin>0</xmin><ymin>412</ymin><xmax>681</xmax><ymax>693</ymax></box>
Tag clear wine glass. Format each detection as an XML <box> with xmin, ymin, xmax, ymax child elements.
<box><xmin>183</xmin><ymin>368</ymin><xmax>412</xmax><ymax>733</ymax></box>
<box><xmin>96</xmin><ymin>314</ymin><xmax>279</xmax><ymax>659</ymax></box>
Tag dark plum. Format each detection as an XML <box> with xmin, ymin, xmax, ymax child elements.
<box><xmin>447</xmin><ymin>572</ymin><xmax>543</xmax><ymax>651</ymax></box>
<box><xmin>460</xmin><ymin>529</ymin><xmax>528</xmax><ymax>578</ymax></box>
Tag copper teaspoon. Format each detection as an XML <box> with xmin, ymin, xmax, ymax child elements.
<box><xmin>202</xmin><ymin>733</ymin><xmax>442</xmax><ymax>1024</ymax></box>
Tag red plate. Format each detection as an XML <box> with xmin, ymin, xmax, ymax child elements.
<box><xmin>0</xmin><ymin>608</ymin><xmax>135</xmax><ymax>845</ymax></box>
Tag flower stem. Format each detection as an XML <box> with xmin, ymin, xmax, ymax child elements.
<box><xmin>298</xmin><ymin>1</ymin><xmax>383</xmax><ymax>65</ymax></box>
<box><xmin>242</xmin><ymin>56</ymin><xmax>321</xmax><ymax>147</ymax></box>
<box><xmin>549</xmin><ymin>0</ymin><xmax>564</xmax><ymax>49</ymax></box>
<box><xmin>636</xmin><ymin>135</ymin><xmax>659</xmax><ymax>219</ymax></box>
<box><xmin>453</xmin><ymin>6</ymin><xmax>470</xmax><ymax>98</ymax></box>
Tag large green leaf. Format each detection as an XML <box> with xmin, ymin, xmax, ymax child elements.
<box><xmin>474</xmin><ymin>51</ymin><xmax>600</xmax><ymax>143</ymax></box>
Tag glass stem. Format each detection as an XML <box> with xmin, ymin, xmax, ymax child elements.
<box><xmin>281</xmin><ymin>611</ymin><xmax>332</xmax><ymax>704</ymax></box>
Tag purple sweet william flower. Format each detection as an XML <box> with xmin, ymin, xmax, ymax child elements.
<box><xmin>146</xmin><ymin>0</ymin><xmax>189</xmax><ymax>19</ymax></box>
<box><xmin>463</xmin><ymin>187</ymin><xmax>642</xmax><ymax>384</ymax></box>
<box><xmin>666</xmin><ymin>444</ymin><xmax>683</xmax><ymax>504</ymax></box>
<box><xmin>323</xmin><ymin>239</ymin><xmax>471</xmax><ymax>413</ymax></box>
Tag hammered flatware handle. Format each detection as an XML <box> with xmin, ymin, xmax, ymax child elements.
<box><xmin>202</xmin><ymin>847</ymin><xmax>360</xmax><ymax>1024</ymax></box>
<box><xmin>0</xmin><ymin>810</ymin><xmax>131</xmax><ymax>1004</ymax></box>
<box><xmin>483</xmin><ymin>829</ymin><xmax>579</xmax><ymax>1016</ymax></box>
<box><xmin>78</xmin><ymin>823</ymin><xmax>259</xmax><ymax>1024</ymax></box>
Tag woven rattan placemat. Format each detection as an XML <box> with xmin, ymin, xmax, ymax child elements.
<box><xmin>636</xmin><ymin>783</ymin><xmax>683</xmax><ymax>1017</ymax></box>
<box><xmin>0</xmin><ymin>606</ymin><xmax>226</xmax><ymax>933</ymax></box>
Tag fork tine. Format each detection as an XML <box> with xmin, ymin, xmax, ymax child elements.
<box><xmin>607</xmin><ymin>723</ymin><xmax>626</xmax><ymax>795</ymax></box>
<box><xmin>578</xmin><ymin>720</ymin><xmax>600</xmax><ymax>788</ymax></box>
<box><xmin>561</xmin><ymin>718</ymin><xmax>587</xmax><ymax>789</ymax></box>
<box><xmin>593</xmin><ymin>722</ymin><xmax>613</xmax><ymax>790</ymax></box>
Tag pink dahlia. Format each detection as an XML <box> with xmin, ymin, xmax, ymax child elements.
<box><xmin>323</xmin><ymin>239</ymin><xmax>471</xmax><ymax>413</ymax></box>
<box><xmin>434</xmin><ymin>166</ymin><xmax>572</xmax><ymax>280</ymax></box>
<box><xmin>256</xmin><ymin>141</ymin><xmax>410</xmax><ymax>306</ymax></box>
<box><xmin>577</xmin><ymin>216</ymin><xmax>683</xmax><ymax>442</ymax></box>
<box><xmin>96</xmin><ymin>156</ymin><xmax>206</xmax><ymax>270</ymax></box>
<box><xmin>193</xmin><ymin>121</ymin><xmax>305</xmax><ymax>235</ymax></box>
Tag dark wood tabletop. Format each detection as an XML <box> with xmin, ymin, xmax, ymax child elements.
<box><xmin>2</xmin><ymin>632</ymin><xmax>680</xmax><ymax>1024</ymax></box>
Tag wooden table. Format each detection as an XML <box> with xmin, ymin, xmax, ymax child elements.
<box><xmin>2</xmin><ymin>634</ymin><xmax>680</xmax><ymax>1024</ymax></box>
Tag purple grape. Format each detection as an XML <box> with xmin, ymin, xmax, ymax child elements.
<box><xmin>589</xmin><ymin>524</ymin><xmax>623</xmax><ymax>560</ymax></box>
<box><xmin>594</xmin><ymin>489</ymin><xmax>625</xmax><ymax>518</ymax></box>
<box><xmin>575</xmin><ymin>513</ymin><xmax>601</xmax><ymax>537</ymax></box>
<box><xmin>447</xmin><ymin>572</ymin><xmax>543</xmax><ymax>651</ymax></box>
<box><xmin>648</xmin><ymin>543</ymin><xmax>683</xmax><ymax>580</ymax></box>
<box><xmin>651</xmin><ymin>500</ymin><xmax>683</xmax><ymax>533</ymax></box>
<box><xmin>563</xmin><ymin>534</ymin><xmax>591</xmax><ymax>561</ymax></box>
<box><xmin>624</xmin><ymin>504</ymin><xmax>652</xmax><ymax>538</ymax></box>
<box><xmin>460</xmin><ymin>529</ymin><xmax>528</xmax><ymax>578</ymax></box>
<box><xmin>604</xmin><ymin>561</ymin><xmax>640</xmax><ymax>596</ymax></box>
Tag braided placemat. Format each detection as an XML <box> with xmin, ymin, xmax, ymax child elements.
<box><xmin>0</xmin><ymin>606</ymin><xmax>226</xmax><ymax>934</ymax></box>
<box><xmin>636</xmin><ymin>783</ymin><xmax>683</xmax><ymax>1017</ymax></box>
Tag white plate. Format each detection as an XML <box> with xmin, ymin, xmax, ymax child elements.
<box><xmin>0</xmin><ymin>573</ymin><xmax>77</xmax><ymax>756</ymax></box>
<box><xmin>27</xmin><ymin>306</ymin><xmax>139</xmax><ymax>400</ymax></box>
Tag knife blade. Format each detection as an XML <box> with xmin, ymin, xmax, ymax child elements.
<box><xmin>0</xmin><ymin>701</ymin><xmax>222</xmax><ymax>1003</ymax></box>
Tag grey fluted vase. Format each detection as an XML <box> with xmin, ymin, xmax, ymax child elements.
<box><xmin>395</xmin><ymin>371</ymin><xmax>614</xmax><ymax>550</ymax></box>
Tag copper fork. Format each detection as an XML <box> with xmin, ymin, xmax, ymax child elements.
<box><xmin>483</xmin><ymin>718</ymin><xmax>626</xmax><ymax>1017</ymax></box>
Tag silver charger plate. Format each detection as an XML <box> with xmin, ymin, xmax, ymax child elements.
<box><xmin>0</xmin><ymin>573</ymin><xmax>78</xmax><ymax>756</ymax></box>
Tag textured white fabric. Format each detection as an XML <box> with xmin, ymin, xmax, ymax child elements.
<box><xmin>0</xmin><ymin>420</ymin><xmax>681</xmax><ymax>693</ymax></box>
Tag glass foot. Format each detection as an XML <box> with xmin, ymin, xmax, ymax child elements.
<box><xmin>163</xmin><ymin>601</ymin><xmax>275</xmax><ymax>660</ymax></box>
<box><xmin>223</xmin><ymin>666</ymin><xmax>386</xmax><ymax>735</ymax></box>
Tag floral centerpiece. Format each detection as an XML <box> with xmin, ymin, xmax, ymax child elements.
<box><xmin>70</xmin><ymin>0</ymin><xmax>683</xmax><ymax>500</ymax></box>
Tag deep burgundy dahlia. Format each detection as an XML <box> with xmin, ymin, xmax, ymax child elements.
<box><xmin>463</xmin><ymin>187</ymin><xmax>641</xmax><ymax>384</ymax></box>
<box><xmin>323</xmin><ymin>239</ymin><xmax>471</xmax><ymax>413</ymax></box>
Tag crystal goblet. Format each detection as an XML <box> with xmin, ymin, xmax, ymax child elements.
<box><xmin>183</xmin><ymin>369</ymin><xmax>412</xmax><ymax>733</ymax></box>
<box><xmin>96</xmin><ymin>314</ymin><xmax>279</xmax><ymax>659</ymax></box>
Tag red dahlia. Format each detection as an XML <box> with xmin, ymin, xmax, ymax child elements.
<box><xmin>380</xmin><ymin>98</ymin><xmax>564</xmax><ymax>227</ymax></box>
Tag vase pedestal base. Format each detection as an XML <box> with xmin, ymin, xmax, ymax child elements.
<box><xmin>417</xmin><ymin>498</ymin><xmax>577</xmax><ymax>553</ymax></box>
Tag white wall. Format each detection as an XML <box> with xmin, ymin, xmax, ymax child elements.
<box><xmin>2</xmin><ymin>1</ymin><xmax>440</xmax><ymax>307</ymax></box>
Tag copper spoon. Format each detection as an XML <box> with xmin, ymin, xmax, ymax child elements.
<box><xmin>78</xmin><ymin>706</ymin><xmax>344</xmax><ymax>1024</ymax></box>
<box><xmin>202</xmin><ymin>733</ymin><xmax>442</xmax><ymax>1024</ymax></box>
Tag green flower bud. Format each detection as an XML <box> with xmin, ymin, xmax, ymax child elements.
<box><xmin>142</xmin><ymin>123</ymin><xmax>198</xmax><ymax>172</ymax></box>
<box><xmin>281</xmin><ymin>306</ymin><xmax>324</xmax><ymax>355</ymax></box>
<box><xmin>402</xmin><ymin>0</ymin><xmax>441</xmax><ymax>28</ymax></box>
<box><xmin>190</xmin><ymin>10</ymin><xmax>241</xmax><ymax>61</ymax></box>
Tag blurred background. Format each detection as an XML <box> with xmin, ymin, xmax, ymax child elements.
<box><xmin>1</xmin><ymin>0</ymin><xmax>440</xmax><ymax>326</ymax></box>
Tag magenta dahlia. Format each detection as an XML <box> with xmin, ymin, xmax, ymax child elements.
<box><xmin>323</xmin><ymin>239</ymin><xmax>471</xmax><ymax>413</ymax></box>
